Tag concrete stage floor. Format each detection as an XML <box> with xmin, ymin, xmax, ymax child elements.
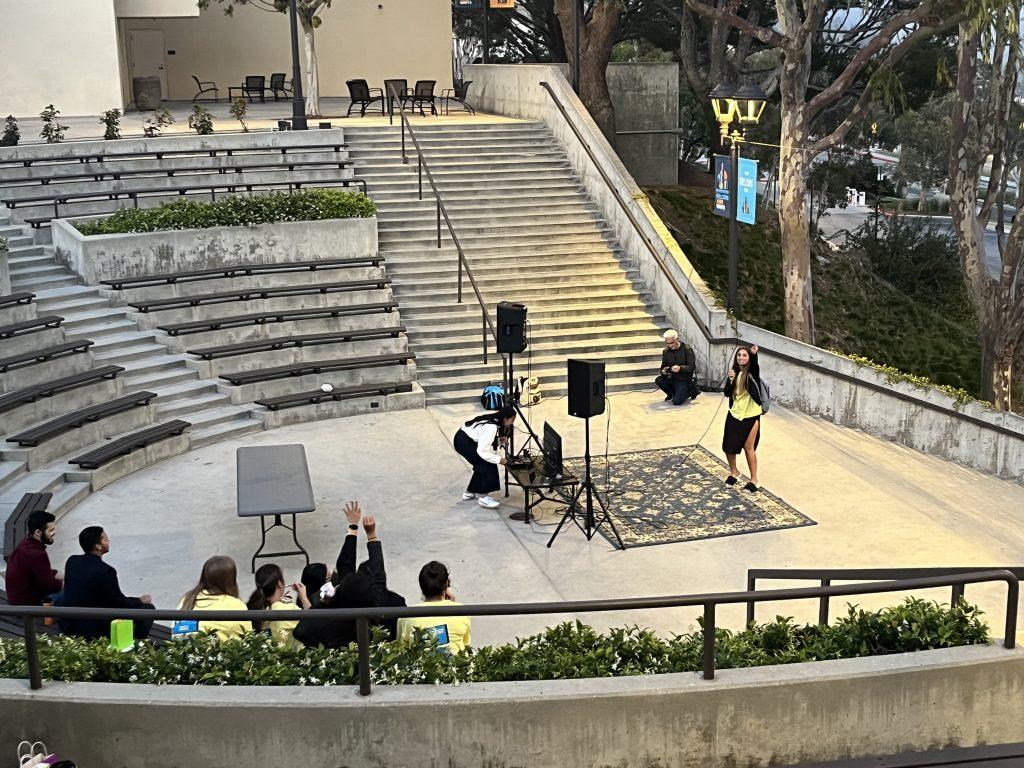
<box><xmin>42</xmin><ymin>392</ymin><xmax>1024</xmax><ymax>647</ymax></box>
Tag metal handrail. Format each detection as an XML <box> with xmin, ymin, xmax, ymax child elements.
<box><xmin>387</xmin><ymin>86</ymin><xmax>497</xmax><ymax>363</ymax></box>
<box><xmin>4</xmin><ymin>569</ymin><xmax>1017</xmax><ymax>693</ymax></box>
<box><xmin>746</xmin><ymin>566</ymin><xmax>1024</xmax><ymax>626</ymax></box>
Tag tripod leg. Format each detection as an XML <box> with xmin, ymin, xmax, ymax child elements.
<box><xmin>590</xmin><ymin>484</ymin><xmax>626</xmax><ymax>550</ymax></box>
<box><xmin>546</xmin><ymin>481</ymin><xmax>585</xmax><ymax>548</ymax></box>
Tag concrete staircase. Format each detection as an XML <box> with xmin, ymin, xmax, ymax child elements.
<box><xmin>344</xmin><ymin>121</ymin><xmax>668</xmax><ymax>405</ymax></box>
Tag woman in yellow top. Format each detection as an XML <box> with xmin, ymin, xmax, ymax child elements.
<box><xmin>176</xmin><ymin>555</ymin><xmax>252</xmax><ymax>641</ymax></box>
<box><xmin>246</xmin><ymin>563</ymin><xmax>311</xmax><ymax>650</ymax></box>
<box><xmin>722</xmin><ymin>345</ymin><xmax>764</xmax><ymax>492</ymax></box>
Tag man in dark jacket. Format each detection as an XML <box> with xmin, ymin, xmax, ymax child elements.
<box><xmin>59</xmin><ymin>527</ymin><xmax>154</xmax><ymax>640</ymax></box>
<box><xmin>655</xmin><ymin>329</ymin><xmax>699</xmax><ymax>405</ymax></box>
<box><xmin>5</xmin><ymin>511</ymin><xmax>62</xmax><ymax>606</ymax></box>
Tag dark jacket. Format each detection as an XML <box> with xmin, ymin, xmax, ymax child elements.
<box><xmin>58</xmin><ymin>553</ymin><xmax>146</xmax><ymax>639</ymax></box>
<box><xmin>5</xmin><ymin>537</ymin><xmax>62</xmax><ymax>606</ymax></box>
<box><xmin>660</xmin><ymin>344</ymin><xmax>696</xmax><ymax>381</ymax></box>
<box><xmin>723</xmin><ymin>350</ymin><xmax>764</xmax><ymax>408</ymax></box>
<box><xmin>293</xmin><ymin>537</ymin><xmax>405</xmax><ymax>648</ymax></box>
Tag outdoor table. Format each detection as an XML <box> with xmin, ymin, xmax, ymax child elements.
<box><xmin>236</xmin><ymin>444</ymin><xmax>315</xmax><ymax>572</ymax></box>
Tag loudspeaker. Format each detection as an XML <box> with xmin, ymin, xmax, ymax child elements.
<box><xmin>497</xmin><ymin>301</ymin><xmax>528</xmax><ymax>354</ymax></box>
<box><xmin>567</xmin><ymin>358</ymin><xmax>605</xmax><ymax>418</ymax></box>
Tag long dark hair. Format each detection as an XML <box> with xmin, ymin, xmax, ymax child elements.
<box><xmin>465</xmin><ymin>405</ymin><xmax>516</xmax><ymax>448</ymax></box>
<box><xmin>301</xmin><ymin>562</ymin><xmax>328</xmax><ymax>605</ymax></box>
<box><xmin>731</xmin><ymin>346</ymin><xmax>753</xmax><ymax>376</ymax></box>
<box><xmin>181</xmin><ymin>555</ymin><xmax>240</xmax><ymax>610</ymax></box>
<box><xmin>247</xmin><ymin>563</ymin><xmax>284</xmax><ymax>631</ymax></box>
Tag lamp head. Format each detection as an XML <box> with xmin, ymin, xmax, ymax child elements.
<box><xmin>734</xmin><ymin>84</ymin><xmax>768</xmax><ymax>126</ymax></box>
<box><xmin>709</xmin><ymin>84</ymin><xmax>738</xmax><ymax>127</ymax></box>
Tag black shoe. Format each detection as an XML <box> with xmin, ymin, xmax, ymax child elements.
<box><xmin>725</xmin><ymin>476</ymin><xmax>738</xmax><ymax>486</ymax></box>
<box><xmin>664</xmin><ymin>395</ymin><xmax>672</xmax><ymax>401</ymax></box>
<box><xmin>744</xmin><ymin>482</ymin><xmax>759</xmax><ymax>492</ymax></box>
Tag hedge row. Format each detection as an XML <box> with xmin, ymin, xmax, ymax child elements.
<box><xmin>0</xmin><ymin>599</ymin><xmax>989</xmax><ymax>687</ymax></box>
<box><xmin>74</xmin><ymin>188</ymin><xmax>376</xmax><ymax>235</ymax></box>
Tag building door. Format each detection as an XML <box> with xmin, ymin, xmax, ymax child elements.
<box><xmin>127</xmin><ymin>29</ymin><xmax>168</xmax><ymax>100</ymax></box>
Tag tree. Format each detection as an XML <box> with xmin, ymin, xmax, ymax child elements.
<box><xmin>200</xmin><ymin>0</ymin><xmax>331</xmax><ymax>117</ymax></box>
<box><xmin>946</xmin><ymin>1</ymin><xmax>1024</xmax><ymax>408</ymax></box>
<box><xmin>685</xmin><ymin>0</ymin><xmax>963</xmax><ymax>344</ymax></box>
<box><xmin>895</xmin><ymin>96</ymin><xmax>953</xmax><ymax>210</ymax></box>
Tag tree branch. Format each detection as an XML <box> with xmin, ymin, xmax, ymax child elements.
<box><xmin>684</xmin><ymin>0</ymin><xmax>786</xmax><ymax>48</ymax></box>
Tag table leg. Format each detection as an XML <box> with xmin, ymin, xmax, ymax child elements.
<box><xmin>289</xmin><ymin>513</ymin><xmax>310</xmax><ymax>566</ymax></box>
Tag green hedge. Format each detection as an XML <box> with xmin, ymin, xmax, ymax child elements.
<box><xmin>0</xmin><ymin>599</ymin><xmax>988</xmax><ymax>686</ymax></box>
<box><xmin>74</xmin><ymin>189</ymin><xmax>376</xmax><ymax>236</ymax></box>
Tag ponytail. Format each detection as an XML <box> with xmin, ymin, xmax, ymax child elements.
<box><xmin>247</xmin><ymin>563</ymin><xmax>284</xmax><ymax>631</ymax></box>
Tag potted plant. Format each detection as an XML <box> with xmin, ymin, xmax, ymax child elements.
<box><xmin>100</xmin><ymin>108</ymin><xmax>122</xmax><ymax>140</ymax></box>
<box><xmin>229</xmin><ymin>97</ymin><xmax>249</xmax><ymax>132</ymax></box>
<box><xmin>0</xmin><ymin>116</ymin><xmax>19</xmax><ymax>147</ymax></box>
<box><xmin>39</xmin><ymin>105</ymin><xmax>67</xmax><ymax>144</ymax></box>
<box><xmin>188</xmin><ymin>105</ymin><xmax>214</xmax><ymax>136</ymax></box>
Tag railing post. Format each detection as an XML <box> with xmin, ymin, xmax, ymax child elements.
<box><xmin>818</xmin><ymin>579</ymin><xmax>831</xmax><ymax>626</ymax></box>
<box><xmin>23</xmin><ymin>617</ymin><xmax>42</xmax><ymax>691</ymax></box>
<box><xmin>356</xmin><ymin>617</ymin><xmax>372</xmax><ymax>696</ymax></box>
<box><xmin>418</xmin><ymin>156</ymin><xmax>423</xmax><ymax>200</ymax></box>
<box><xmin>436</xmin><ymin>202</ymin><xmax>441</xmax><ymax>248</ymax></box>
<box><xmin>482</xmin><ymin>312</ymin><xmax>488</xmax><ymax>364</ymax></box>
<box><xmin>702</xmin><ymin>603</ymin><xmax>716</xmax><ymax>680</ymax></box>
<box><xmin>457</xmin><ymin>251</ymin><xmax>463</xmax><ymax>303</ymax></box>
<box><xmin>951</xmin><ymin>582</ymin><xmax>965</xmax><ymax>607</ymax></box>
<box><xmin>745</xmin><ymin>576</ymin><xmax>756</xmax><ymax>626</ymax></box>
<box><xmin>1005</xmin><ymin>576</ymin><xmax>1019</xmax><ymax>649</ymax></box>
<box><xmin>401</xmin><ymin>120</ymin><xmax>407</xmax><ymax>165</ymax></box>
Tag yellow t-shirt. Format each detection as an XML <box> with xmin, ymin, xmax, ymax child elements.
<box><xmin>267</xmin><ymin>600</ymin><xmax>303</xmax><ymax>650</ymax></box>
<box><xmin>176</xmin><ymin>591</ymin><xmax>252</xmax><ymax>642</ymax></box>
<box><xmin>729</xmin><ymin>372</ymin><xmax>763</xmax><ymax>421</ymax></box>
<box><xmin>397</xmin><ymin>600</ymin><xmax>472</xmax><ymax>654</ymax></box>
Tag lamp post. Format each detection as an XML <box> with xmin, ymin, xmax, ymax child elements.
<box><xmin>288</xmin><ymin>0</ymin><xmax>308</xmax><ymax>130</ymax></box>
<box><xmin>572</xmin><ymin>0</ymin><xmax>581</xmax><ymax>94</ymax></box>
<box><xmin>709</xmin><ymin>83</ymin><xmax>766</xmax><ymax>311</ymax></box>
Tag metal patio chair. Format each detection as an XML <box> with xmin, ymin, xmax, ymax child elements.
<box><xmin>191</xmin><ymin>75</ymin><xmax>220</xmax><ymax>102</ymax></box>
<box><xmin>346</xmin><ymin>79</ymin><xmax>385</xmax><ymax>116</ymax></box>
<box><xmin>441</xmin><ymin>80</ymin><xmax>475</xmax><ymax>115</ymax></box>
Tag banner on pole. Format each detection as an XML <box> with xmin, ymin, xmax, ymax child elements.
<box><xmin>490</xmin><ymin>0</ymin><xmax>514</xmax><ymax>7</ymax></box>
<box><xmin>737</xmin><ymin>157</ymin><xmax>757</xmax><ymax>225</ymax></box>
<box><xmin>713</xmin><ymin>155</ymin><xmax>730</xmax><ymax>219</ymax></box>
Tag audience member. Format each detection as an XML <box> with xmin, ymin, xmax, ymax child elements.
<box><xmin>300</xmin><ymin>562</ymin><xmax>330</xmax><ymax>607</ymax></box>
<box><xmin>59</xmin><ymin>526</ymin><xmax>154</xmax><ymax>639</ymax></box>
<box><xmin>5</xmin><ymin>511</ymin><xmax>63</xmax><ymax>606</ymax></box>
<box><xmin>294</xmin><ymin>502</ymin><xmax>405</xmax><ymax>648</ymax></box>
<box><xmin>247</xmin><ymin>563</ymin><xmax>310</xmax><ymax>649</ymax></box>
<box><xmin>397</xmin><ymin>561</ymin><xmax>471</xmax><ymax>654</ymax></box>
<box><xmin>176</xmin><ymin>556</ymin><xmax>252</xmax><ymax>641</ymax></box>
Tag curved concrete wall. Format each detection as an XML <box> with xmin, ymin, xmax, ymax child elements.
<box><xmin>2</xmin><ymin>645</ymin><xmax>1023</xmax><ymax>767</ymax></box>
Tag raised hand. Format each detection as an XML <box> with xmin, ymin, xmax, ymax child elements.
<box><xmin>362</xmin><ymin>514</ymin><xmax>377</xmax><ymax>539</ymax></box>
<box><xmin>750</xmin><ymin>345</ymin><xmax>759</xmax><ymax>355</ymax></box>
<box><xmin>344</xmin><ymin>501</ymin><xmax>362</xmax><ymax>526</ymax></box>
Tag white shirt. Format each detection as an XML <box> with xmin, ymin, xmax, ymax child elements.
<box><xmin>460</xmin><ymin>421</ymin><xmax>503</xmax><ymax>464</ymax></box>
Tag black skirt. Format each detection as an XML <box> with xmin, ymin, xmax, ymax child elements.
<box><xmin>722</xmin><ymin>412</ymin><xmax>760</xmax><ymax>455</ymax></box>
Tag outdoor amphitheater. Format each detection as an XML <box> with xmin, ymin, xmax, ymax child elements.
<box><xmin>3</xmin><ymin>13</ymin><xmax>1024</xmax><ymax>768</ymax></box>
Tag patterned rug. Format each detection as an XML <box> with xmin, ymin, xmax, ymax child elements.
<box><xmin>559</xmin><ymin>445</ymin><xmax>815</xmax><ymax>548</ymax></box>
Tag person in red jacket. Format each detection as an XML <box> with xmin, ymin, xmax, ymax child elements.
<box><xmin>5</xmin><ymin>511</ymin><xmax>63</xmax><ymax>606</ymax></box>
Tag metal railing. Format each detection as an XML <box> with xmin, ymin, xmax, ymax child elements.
<box><xmin>3</xmin><ymin>569</ymin><xmax>1017</xmax><ymax>694</ymax></box>
<box><xmin>387</xmin><ymin>86</ymin><xmax>497</xmax><ymax>363</ymax></box>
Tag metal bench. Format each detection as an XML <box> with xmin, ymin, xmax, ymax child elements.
<box><xmin>0</xmin><ymin>340</ymin><xmax>93</xmax><ymax>374</ymax></box>
<box><xmin>0</xmin><ymin>315</ymin><xmax>64</xmax><ymax>339</ymax></box>
<box><xmin>219</xmin><ymin>352</ymin><xmax>415</xmax><ymax>386</ymax></box>
<box><xmin>0</xmin><ymin>292</ymin><xmax>34</xmax><ymax>309</ymax></box>
<box><xmin>101</xmin><ymin>256</ymin><xmax>385</xmax><ymax>291</ymax></box>
<box><xmin>0</xmin><ymin>588</ymin><xmax>172</xmax><ymax>643</ymax></box>
<box><xmin>188</xmin><ymin>326</ymin><xmax>406</xmax><ymax>360</ymax></box>
<box><xmin>70</xmin><ymin>420</ymin><xmax>191</xmax><ymax>470</ymax></box>
<box><xmin>0</xmin><ymin>141</ymin><xmax>348</xmax><ymax>168</ymax></box>
<box><xmin>255</xmin><ymin>381</ymin><xmax>414</xmax><ymax>411</ymax></box>
<box><xmin>128</xmin><ymin>278</ymin><xmax>390</xmax><ymax>313</ymax></box>
<box><xmin>7</xmin><ymin>390</ymin><xmax>157</xmax><ymax>447</ymax></box>
<box><xmin>157</xmin><ymin>302</ymin><xmax>398</xmax><ymax>336</ymax></box>
<box><xmin>0</xmin><ymin>365</ymin><xmax>123</xmax><ymax>415</ymax></box>
<box><xmin>2</xmin><ymin>492</ymin><xmax>52</xmax><ymax>559</ymax></box>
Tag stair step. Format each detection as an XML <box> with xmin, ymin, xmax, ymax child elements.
<box><xmin>93</xmin><ymin>342</ymin><xmax>170</xmax><ymax>364</ymax></box>
<box><xmin>0</xmin><ymin>460</ymin><xmax>27</xmax><ymax>492</ymax></box>
<box><xmin>49</xmin><ymin>480</ymin><xmax>93</xmax><ymax>521</ymax></box>
<box><xmin>155</xmin><ymin>391</ymin><xmax>232</xmax><ymax>417</ymax></box>
<box><xmin>0</xmin><ymin>471</ymin><xmax>66</xmax><ymax>505</ymax></box>
<box><xmin>188</xmin><ymin>417</ymin><xmax>263</xmax><ymax>449</ymax></box>
<box><xmin>8</xmin><ymin>264</ymin><xmax>67</xmax><ymax>279</ymax></box>
<box><xmin>408</xmin><ymin>323</ymin><xmax>666</xmax><ymax>350</ymax></box>
<box><xmin>125</xmin><ymin>368</ymin><xmax>198</xmax><ymax>390</ymax></box>
<box><xmin>150</xmin><ymin>378</ymin><xmax>220</xmax><ymax>402</ymax></box>
<box><xmin>424</xmin><ymin>374</ymin><xmax>657</xmax><ymax>406</ymax></box>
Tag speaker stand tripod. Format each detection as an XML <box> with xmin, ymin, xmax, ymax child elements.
<box><xmin>502</xmin><ymin>352</ymin><xmax>545</xmax><ymax>523</ymax></box>
<box><xmin>546</xmin><ymin>416</ymin><xmax>625</xmax><ymax>550</ymax></box>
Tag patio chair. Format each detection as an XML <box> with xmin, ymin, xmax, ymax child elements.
<box><xmin>441</xmin><ymin>80</ymin><xmax>475</xmax><ymax>115</ymax></box>
<box><xmin>269</xmin><ymin>73</ymin><xmax>293</xmax><ymax>101</ymax></box>
<box><xmin>346</xmin><ymin>79</ymin><xmax>385</xmax><ymax>117</ymax></box>
<box><xmin>191</xmin><ymin>75</ymin><xmax>220</xmax><ymax>102</ymax></box>
<box><xmin>243</xmin><ymin>75</ymin><xmax>268</xmax><ymax>103</ymax></box>
<box><xmin>383</xmin><ymin>79</ymin><xmax>412</xmax><ymax>114</ymax></box>
<box><xmin>409</xmin><ymin>80</ymin><xmax>437</xmax><ymax>116</ymax></box>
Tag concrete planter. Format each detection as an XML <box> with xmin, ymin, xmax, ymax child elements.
<box><xmin>52</xmin><ymin>216</ymin><xmax>378</xmax><ymax>285</ymax></box>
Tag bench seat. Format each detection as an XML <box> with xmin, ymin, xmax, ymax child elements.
<box><xmin>70</xmin><ymin>420</ymin><xmax>190</xmax><ymax>470</ymax></box>
<box><xmin>0</xmin><ymin>340</ymin><xmax>92</xmax><ymax>374</ymax></box>
<box><xmin>255</xmin><ymin>381</ymin><xmax>414</xmax><ymax>411</ymax></box>
<box><xmin>0</xmin><ymin>293</ymin><xmax>34</xmax><ymax>309</ymax></box>
<box><xmin>0</xmin><ymin>315</ymin><xmax>63</xmax><ymax>339</ymax></box>
<box><xmin>101</xmin><ymin>256</ymin><xmax>384</xmax><ymax>290</ymax></box>
<box><xmin>157</xmin><ymin>302</ymin><xmax>398</xmax><ymax>336</ymax></box>
<box><xmin>188</xmin><ymin>326</ymin><xmax>405</xmax><ymax>360</ymax></box>
<box><xmin>0</xmin><ymin>365</ymin><xmax>123</xmax><ymax>415</ymax></box>
<box><xmin>129</xmin><ymin>278</ymin><xmax>390</xmax><ymax>312</ymax></box>
<box><xmin>219</xmin><ymin>352</ymin><xmax>414</xmax><ymax>386</ymax></box>
<box><xmin>7</xmin><ymin>390</ymin><xmax>156</xmax><ymax>447</ymax></box>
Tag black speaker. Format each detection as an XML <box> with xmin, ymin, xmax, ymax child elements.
<box><xmin>497</xmin><ymin>301</ymin><xmax>528</xmax><ymax>354</ymax></box>
<box><xmin>567</xmin><ymin>359</ymin><xmax>605</xmax><ymax>418</ymax></box>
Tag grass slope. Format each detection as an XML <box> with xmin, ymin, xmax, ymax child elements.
<box><xmin>647</xmin><ymin>187</ymin><xmax>981</xmax><ymax>396</ymax></box>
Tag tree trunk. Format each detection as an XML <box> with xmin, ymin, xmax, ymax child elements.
<box><xmin>980</xmin><ymin>314</ymin><xmax>1014</xmax><ymax>409</ymax></box>
<box><xmin>302</xmin><ymin>25</ymin><xmax>320</xmax><ymax>117</ymax></box>
<box><xmin>555</xmin><ymin>0</ymin><xmax>620</xmax><ymax>145</ymax></box>
<box><xmin>917</xmin><ymin>183</ymin><xmax>927</xmax><ymax>212</ymax></box>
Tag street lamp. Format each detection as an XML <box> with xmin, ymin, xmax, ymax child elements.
<box><xmin>287</xmin><ymin>0</ymin><xmax>308</xmax><ymax>130</ymax></box>
<box><xmin>709</xmin><ymin>83</ymin><xmax>766</xmax><ymax>311</ymax></box>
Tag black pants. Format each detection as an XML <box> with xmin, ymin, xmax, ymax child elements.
<box><xmin>656</xmin><ymin>375</ymin><xmax>698</xmax><ymax>405</ymax></box>
<box><xmin>453</xmin><ymin>429</ymin><xmax>500</xmax><ymax>494</ymax></box>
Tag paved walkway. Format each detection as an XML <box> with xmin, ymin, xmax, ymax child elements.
<box><xmin>37</xmin><ymin>391</ymin><xmax>1024</xmax><ymax>648</ymax></box>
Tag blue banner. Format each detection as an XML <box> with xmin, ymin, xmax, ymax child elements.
<box><xmin>713</xmin><ymin>155</ymin><xmax>730</xmax><ymax>219</ymax></box>
<box><xmin>737</xmin><ymin>157</ymin><xmax>757</xmax><ymax>225</ymax></box>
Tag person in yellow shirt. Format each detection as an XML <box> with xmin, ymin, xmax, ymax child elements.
<box><xmin>397</xmin><ymin>561</ymin><xmax>471</xmax><ymax>655</ymax></box>
<box><xmin>246</xmin><ymin>563</ymin><xmax>311</xmax><ymax>650</ymax></box>
<box><xmin>175</xmin><ymin>555</ymin><xmax>252</xmax><ymax>642</ymax></box>
<box><xmin>722</xmin><ymin>345</ymin><xmax>765</xmax><ymax>492</ymax></box>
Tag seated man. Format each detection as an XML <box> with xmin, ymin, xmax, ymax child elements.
<box><xmin>60</xmin><ymin>526</ymin><xmax>154</xmax><ymax>640</ymax></box>
<box><xmin>5</xmin><ymin>511</ymin><xmax>62</xmax><ymax>606</ymax></box>
<box><xmin>655</xmin><ymin>329</ymin><xmax>699</xmax><ymax>406</ymax></box>
<box><xmin>397</xmin><ymin>561</ymin><xmax>471</xmax><ymax>655</ymax></box>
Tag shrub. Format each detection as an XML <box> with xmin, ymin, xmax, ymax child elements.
<box><xmin>188</xmin><ymin>105</ymin><xmax>214</xmax><ymax>135</ymax></box>
<box><xmin>39</xmin><ymin>105</ymin><xmax>67</xmax><ymax>144</ymax></box>
<box><xmin>100</xmin><ymin>107</ymin><xmax>122</xmax><ymax>140</ymax></box>
<box><xmin>0</xmin><ymin>598</ymin><xmax>989</xmax><ymax>687</ymax></box>
<box><xmin>74</xmin><ymin>188</ymin><xmax>377</xmax><ymax>235</ymax></box>
<box><xmin>143</xmin><ymin>108</ymin><xmax>175</xmax><ymax>138</ymax></box>
<box><xmin>0</xmin><ymin>115</ymin><xmax>19</xmax><ymax>147</ymax></box>
<box><xmin>229</xmin><ymin>97</ymin><xmax>249</xmax><ymax>132</ymax></box>
<box><xmin>0</xmin><ymin>236</ymin><xmax>7</xmax><ymax>251</ymax></box>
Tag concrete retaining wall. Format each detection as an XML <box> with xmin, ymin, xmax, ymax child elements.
<box><xmin>0</xmin><ymin>246</ymin><xmax>9</xmax><ymax>295</ymax></box>
<box><xmin>52</xmin><ymin>216</ymin><xmax>377</xmax><ymax>285</ymax></box>
<box><xmin>608</xmin><ymin>63</ymin><xmax>680</xmax><ymax>186</ymax></box>
<box><xmin>463</xmin><ymin>64</ymin><xmax>1024</xmax><ymax>484</ymax></box>
<box><xmin>2</xmin><ymin>644</ymin><xmax>1022</xmax><ymax>767</ymax></box>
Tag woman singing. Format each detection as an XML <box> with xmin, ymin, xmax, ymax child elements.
<box><xmin>453</xmin><ymin>406</ymin><xmax>516</xmax><ymax>509</ymax></box>
<box><xmin>722</xmin><ymin>345</ymin><xmax>764</xmax><ymax>492</ymax></box>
